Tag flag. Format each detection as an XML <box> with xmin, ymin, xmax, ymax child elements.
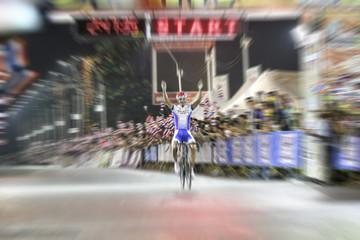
<box><xmin>206</xmin><ymin>110</ymin><xmax>216</xmax><ymax>119</ymax></box>
<box><xmin>228</xmin><ymin>110</ymin><xmax>236</xmax><ymax>116</ymax></box>
<box><xmin>0</xmin><ymin>97</ymin><xmax>11</xmax><ymax>107</ymax></box>
<box><xmin>0</xmin><ymin>121</ymin><xmax>9</xmax><ymax>129</ymax></box>
<box><xmin>0</xmin><ymin>139</ymin><xmax>8</xmax><ymax>145</ymax></box>
<box><xmin>311</xmin><ymin>82</ymin><xmax>327</xmax><ymax>94</ymax></box>
<box><xmin>217</xmin><ymin>88</ymin><xmax>225</xmax><ymax>100</ymax></box>
<box><xmin>117</xmin><ymin>122</ymin><xmax>127</xmax><ymax>129</ymax></box>
<box><xmin>202</xmin><ymin>98</ymin><xmax>210</xmax><ymax>107</ymax></box>
<box><xmin>114</xmin><ymin>129</ymin><xmax>124</xmax><ymax>135</ymax></box>
<box><xmin>0</xmin><ymin>112</ymin><xmax>9</xmax><ymax>119</ymax></box>
<box><xmin>136</xmin><ymin>123</ymin><xmax>143</xmax><ymax>130</ymax></box>
<box><xmin>128</xmin><ymin>121</ymin><xmax>135</xmax><ymax>131</ymax></box>
<box><xmin>146</xmin><ymin>115</ymin><xmax>154</xmax><ymax>122</ymax></box>
<box><xmin>156</xmin><ymin>115</ymin><xmax>164</xmax><ymax>123</ymax></box>
<box><xmin>211</xmin><ymin>119</ymin><xmax>217</xmax><ymax>126</ymax></box>
<box><xmin>116</xmin><ymin>121</ymin><xmax>123</xmax><ymax>129</ymax></box>
<box><xmin>162</xmin><ymin>127</ymin><xmax>173</xmax><ymax>139</ymax></box>
<box><xmin>160</xmin><ymin>102</ymin><xmax>165</xmax><ymax>108</ymax></box>
<box><xmin>164</xmin><ymin>116</ymin><xmax>173</xmax><ymax>127</ymax></box>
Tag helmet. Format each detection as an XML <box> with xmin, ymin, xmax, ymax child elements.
<box><xmin>176</xmin><ymin>91</ymin><xmax>187</xmax><ymax>101</ymax></box>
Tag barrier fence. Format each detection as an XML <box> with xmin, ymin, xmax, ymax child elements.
<box><xmin>27</xmin><ymin>131</ymin><xmax>360</xmax><ymax>171</ymax></box>
<box><xmin>146</xmin><ymin>131</ymin><xmax>303</xmax><ymax>168</ymax></box>
<box><xmin>332</xmin><ymin>135</ymin><xmax>360</xmax><ymax>171</ymax></box>
<box><xmin>145</xmin><ymin>131</ymin><xmax>360</xmax><ymax>171</ymax></box>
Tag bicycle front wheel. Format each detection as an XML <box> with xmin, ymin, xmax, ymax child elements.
<box><xmin>180</xmin><ymin>164</ymin><xmax>185</xmax><ymax>189</ymax></box>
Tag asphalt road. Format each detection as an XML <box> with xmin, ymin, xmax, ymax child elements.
<box><xmin>1</xmin><ymin>166</ymin><xmax>360</xmax><ymax>240</ymax></box>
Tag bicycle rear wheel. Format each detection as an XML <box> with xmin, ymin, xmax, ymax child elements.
<box><xmin>185</xmin><ymin>159</ymin><xmax>192</xmax><ymax>190</ymax></box>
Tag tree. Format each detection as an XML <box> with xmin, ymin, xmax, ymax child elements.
<box><xmin>93</xmin><ymin>39</ymin><xmax>152</xmax><ymax>126</ymax></box>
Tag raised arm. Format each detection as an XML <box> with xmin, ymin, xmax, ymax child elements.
<box><xmin>161</xmin><ymin>80</ymin><xmax>173</xmax><ymax>109</ymax></box>
<box><xmin>192</xmin><ymin>79</ymin><xmax>203</xmax><ymax>109</ymax></box>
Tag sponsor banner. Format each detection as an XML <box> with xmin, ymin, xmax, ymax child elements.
<box><xmin>125</xmin><ymin>149</ymin><xmax>142</xmax><ymax>168</ymax></box>
<box><xmin>158</xmin><ymin>143</ymin><xmax>172</xmax><ymax>162</ymax></box>
<box><xmin>333</xmin><ymin>136</ymin><xmax>360</xmax><ymax>170</ymax></box>
<box><xmin>243</xmin><ymin>135</ymin><xmax>257</xmax><ymax>166</ymax></box>
<box><xmin>144</xmin><ymin>145</ymin><xmax>158</xmax><ymax>162</ymax></box>
<box><xmin>150</xmin><ymin>145</ymin><xmax>158</xmax><ymax>162</ymax></box>
<box><xmin>196</xmin><ymin>141</ymin><xmax>212</xmax><ymax>163</ymax></box>
<box><xmin>226</xmin><ymin>137</ymin><xmax>233</xmax><ymax>165</ymax></box>
<box><xmin>231</xmin><ymin>136</ymin><xmax>243</xmax><ymax>165</ymax></box>
<box><xmin>154</xmin><ymin>131</ymin><xmax>303</xmax><ymax>168</ymax></box>
<box><xmin>274</xmin><ymin>131</ymin><xmax>301</xmax><ymax>168</ymax></box>
<box><xmin>256</xmin><ymin>133</ymin><xmax>275</xmax><ymax>166</ymax></box>
<box><xmin>108</xmin><ymin>149</ymin><xmax>127</xmax><ymax>168</ymax></box>
<box><xmin>216</xmin><ymin>137</ymin><xmax>228</xmax><ymax>165</ymax></box>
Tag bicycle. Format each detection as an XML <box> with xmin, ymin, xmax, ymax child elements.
<box><xmin>178</xmin><ymin>140</ymin><xmax>192</xmax><ymax>190</ymax></box>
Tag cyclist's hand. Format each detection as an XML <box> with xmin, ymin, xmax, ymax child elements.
<box><xmin>197</xmin><ymin>79</ymin><xmax>203</xmax><ymax>90</ymax></box>
<box><xmin>161</xmin><ymin>80</ymin><xmax>167</xmax><ymax>90</ymax></box>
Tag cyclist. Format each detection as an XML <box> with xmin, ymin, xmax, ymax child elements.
<box><xmin>161</xmin><ymin>79</ymin><xmax>203</xmax><ymax>178</ymax></box>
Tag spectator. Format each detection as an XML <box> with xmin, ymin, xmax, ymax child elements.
<box><xmin>246</xmin><ymin>99</ymin><xmax>264</xmax><ymax>133</ymax></box>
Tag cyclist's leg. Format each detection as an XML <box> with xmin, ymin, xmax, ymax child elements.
<box><xmin>189</xmin><ymin>143</ymin><xmax>196</xmax><ymax>167</ymax></box>
<box><xmin>185</xmin><ymin>130</ymin><xmax>196</xmax><ymax>167</ymax></box>
<box><xmin>171</xmin><ymin>130</ymin><xmax>181</xmax><ymax>162</ymax></box>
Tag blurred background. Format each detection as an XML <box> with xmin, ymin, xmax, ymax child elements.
<box><xmin>1</xmin><ymin>0</ymin><xmax>359</xmax><ymax>182</ymax></box>
<box><xmin>1</xmin><ymin>1</ymin><xmax>360</xmax><ymax>239</ymax></box>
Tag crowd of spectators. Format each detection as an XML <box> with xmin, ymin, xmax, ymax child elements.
<box><xmin>4</xmin><ymin>90</ymin><xmax>302</xmax><ymax>161</ymax></box>
<box><xmin>85</xmin><ymin>90</ymin><xmax>301</xmax><ymax>151</ymax></box>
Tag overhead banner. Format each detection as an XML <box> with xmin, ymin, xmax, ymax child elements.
<box><xmin>151</xmin><ymin>18</ymin><xmax>242</xmax><ymax>41</ymax></box>
<box><xmin>75</xmin><ymin>17</ymin><xmax>146</xmax><ymax>39</ymax></box>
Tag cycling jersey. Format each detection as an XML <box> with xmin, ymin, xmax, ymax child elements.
<box><xmin>172</xmin><ymin>104</ymin><xmax>194</xmax><ymax>130</ymax></box>
<box><xmin>171</xmin><ymin>104</ymin><xmax>195</xmax><ymax>144</ymax></box>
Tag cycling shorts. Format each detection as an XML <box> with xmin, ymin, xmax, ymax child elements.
<box><xmin>172</xmin><ymin>129</ymin><xmax>195</xmax><ymax>144</ymax></box>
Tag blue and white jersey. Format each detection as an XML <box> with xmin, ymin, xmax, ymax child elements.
<box><xmin>172</xmin><ymin>104</ymin><xmax>194</xmax><ymax>130</ymax></box>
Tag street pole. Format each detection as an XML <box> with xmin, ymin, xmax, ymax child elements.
<box><xmin>71</xmin><ymin>56</ymin><xmax>107</xmax><ymax>131</ymax></box>
<box><xmin>99</xmin><ymin>82</ymin><xmax>107</xmax><ymax>131</ymax></box>
<box><xmin>162</xmin><ymin>42</ymin><xmax>183</xmax><ymax>91</ymax></box>
<box><xmin>206</xmin><ymin>50</ymin><xmax>212</xmax><ymax>101</ymax></box>
<box><xmin>241</xmin><ymin>35</ymin><xmax>252</xmax><ymax>83</ymax></box>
